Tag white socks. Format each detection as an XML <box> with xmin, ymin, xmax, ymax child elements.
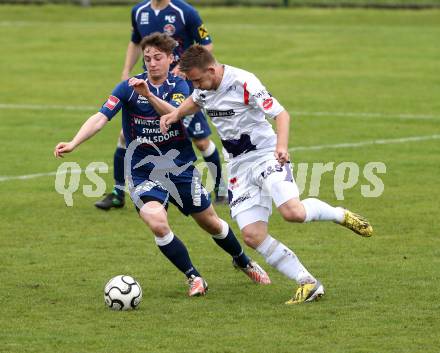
<box><xmin>155</xmin><ymin>231</ymin><xmax>174</xmax><ymax>246</ymax></box>
<box><xmin>301</xmin><ymin>198</ymin><xmax>345</xmax><ymax>223</ymax></box>
<box><xmin>211</xmin><ymin>219</ymin><xmax>229</xmax><ymax>240</ymax></box>
<box><xmin>200</xmin><ymin>140</ymin><xmax>216</xmax><ymax>158</ymax></box>
<box><xmin>256</xmin><ymin>234</ymin><xmax>315</xmax><ymax>284</ymax></box>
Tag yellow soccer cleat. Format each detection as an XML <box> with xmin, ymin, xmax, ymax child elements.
<box><xmin>341</xmin><ymin>209</ymin><xmax>373</xmax><ymax>237</ymax></box>
<box><xmin>285</xmin><ymin>280</ymin><xmax>325</xmax><ymax>305</ymax></box>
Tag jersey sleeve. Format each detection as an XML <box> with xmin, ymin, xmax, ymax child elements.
<box><xmin>244</xmin><ymin>75</ymin><xmax>284</xmax><ymax>119</ymax></box>
<box><xmin>191</xmin><ymin>89</ymin><xmax>205</xmax><ymax>107</ymax></box>
<box><xmin>99</xmin><ymin>81</ymin><xmax>130</xmax><ymax>120</ymax></box>
<box><xmin>130</xmin><ymin>7</ymin><xmax>142</xmax><ymax>44</ymax></box>
<box><xmin>169</xmin><ymin>79</ymin><xmax>190</xmax><ymax>108</ymax></box>
<box><xmin>186</xmin><ymin>7</ymin><xmax>212</xmax><ymax>46</ymax></box>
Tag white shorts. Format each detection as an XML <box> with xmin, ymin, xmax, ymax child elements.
<box><xmin>228</xmin><ymin>157</ymin><xmax>299</xmax><ymax>228</ymax></box>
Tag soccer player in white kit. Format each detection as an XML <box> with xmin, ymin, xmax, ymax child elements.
<box><xmin>160</xmin><ymin>45</ymin><xmax>373</xmax><ymax>304</ymax></box>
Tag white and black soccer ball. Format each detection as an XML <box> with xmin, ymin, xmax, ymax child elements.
<box><xmin>104</xmin><ymin>275</ymin><xmax>142</xmax><ymax>311</ymax></box>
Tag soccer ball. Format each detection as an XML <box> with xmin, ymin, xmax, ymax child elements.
<box><xmin>104</xmin><ymin>275</ymin><xmax>143</xmax><ymax>311</ymax></box>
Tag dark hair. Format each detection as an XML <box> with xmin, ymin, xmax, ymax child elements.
<box><xmin>140</xmin><ymin>32</ymin><xmax>177</xmax><ymax>55</ymax></box>
<box><xmin>179</xmin><ymin>44</ymin><xmax>216</xmax><ymax>73</ymax></box>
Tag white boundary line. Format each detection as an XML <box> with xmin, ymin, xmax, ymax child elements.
<box><xmin>291</xmin><ymin>111</ymin><xmax>440</xmax><ymax>120</ymax></box>
<box><xmin>289</xmin><ymin>134</ymin><xmax>440</xmax><ymax>152</ymax></box>
<box><xmin>1</xmin><ymin>134</ymin><xmax>439</xmax><ymax>183</ymax></box>
<box><xmin>0</xmin><ymin>103</ymin><xmax>439</xmax><ymax>120</ymax></box>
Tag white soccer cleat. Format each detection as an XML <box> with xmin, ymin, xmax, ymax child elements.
<box><xmin>187</xmin><ymin>275</ymin><xmax>208</xmax><ymax>297</ymax></box>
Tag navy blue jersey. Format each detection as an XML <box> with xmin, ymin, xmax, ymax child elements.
<box><xmin>130</xmin><ymin>0</ymin><xmax>212</xmax><ymax>65</ymax></box>
<box><xmin>99</xmin><ymin>72</ymin><xmax>196</xmax><ymax>182</ymax></box>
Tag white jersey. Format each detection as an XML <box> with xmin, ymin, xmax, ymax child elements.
<box><xmin>192</xmin><ymin>65</ymin><xmax>285</xmax><ymax>173</ymax></box>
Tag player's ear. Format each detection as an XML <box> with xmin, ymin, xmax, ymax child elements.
<box><xmin>207</xmin><ymin>66</ymin><xmax>216</xmax><ymax>75</ymax></box>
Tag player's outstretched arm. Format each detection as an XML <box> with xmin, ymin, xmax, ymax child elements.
<box><xmin>160</xmin><ymin>97</ymin><xmax>201</xmax><ymax>134</ymax></box>
<box><xmin>274</xmin><ymin>110</ymin><xmax>290</xmax><ymax>166</ymax></box>
<box><xmin>54</xmin><ymin>112</ymin><xmax>109</xmax><ymax>158</ymax></box>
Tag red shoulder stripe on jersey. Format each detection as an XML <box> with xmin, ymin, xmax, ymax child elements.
<box><xmin>243</xmin><ymin>82</ymin><xmax>249</xmax><ymax>105</ymax></box>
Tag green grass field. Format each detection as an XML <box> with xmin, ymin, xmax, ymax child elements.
<box><xmin>1</xmin><ymin>5</ymin><xmax>440</xmax><ymax>353</ymax></box>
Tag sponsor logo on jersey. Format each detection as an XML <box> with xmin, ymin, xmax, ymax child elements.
<box><xmin>105</xmin><ymin>95</ymin><xmax>120</xmax><ymax>110</ymax></box>
<box><xmin>198</xmin><ymin>24</ymin><xmax>209</xmax><ymax>39</ymax></box>
<box><xmin>183</xmin><ymin>115</ymin><xmax>193</xmax><ymax>128</ymax></box>
<box><xmin>261</xmin><ymin>163</ymin><xmax>283</xmax><ymax>179</ymax></box>
<box><xmin>262</xmin><ymin>98</ymin><xmax>273</xmax><ymax>110</ymax></box>
<box><xmin>140</xmin><ymin>12</ymin><xmax>149</xmax><ymax>25</ymax></box>
<box><xmin>192</xmin><ymin>122</ymin><xmax>204</xmax><ymax>135</ymax></box>
<box><xmin>133</xmin><ymin>180</ymin><xmax>163</xmax><ymax>194</ymax></box>
<box><xmin>206</xmin><ymin>109</ymin><xmax>235</xmax><ymax>118</ymax></box>
<box><xmin>171</xmin><ymin>93</ymin><xmax>185</xmax><ymax>105</ymax></box>
<box><xmin>254</xmin><ymin>89</ymin><xmax>270</xmax><ymax>99</ymax></box>
<box><xmin>192</xmin><ymin>176</ymin><xmax>201</xmax><ymax>206</ymax></box>
<box><xmin>165</xmin><ymin>15</ymin><xmax>176</xmax><ymax>23</ymax></box>
<box><xmin>163</xmin><ymin>24</ymin><xmax>176</xmax><ymax>36</ymax></box>
<box><xmin>230</xmin><ymin>192</ymin><xmax>251</xmax><ymax>208</ymax></box>
<box><xmin>229</xmin><ymin>177</ymin><xmax>240</xmax><ymax>190</ymax></box>
<box><xmin>137</xmin><ymin>95</ymin><xmax>149</xmax><ymax>104</ymax></box>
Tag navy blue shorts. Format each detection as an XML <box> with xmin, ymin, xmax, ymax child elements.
<box><xmin>130</xmin><ymin>167</ymin><xmax>211</xmax><ymax>216</ymax></box>
<box><xmin>183</xmin><ymin>111</ymin><xmax>211</xmax><ymax>140</ymax></box>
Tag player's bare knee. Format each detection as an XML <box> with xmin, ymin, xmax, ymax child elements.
<box><xmin>241</xmin><ymin>227</ymin><xmax>260</xmax><ymax>249</ymax></box>
<box><xmin>202</xmin><ymin>218</ymin><xmax>222</xmax><ymax>235</ymax></box>
<box><xmin>279</xmin><ymin>202</ymin><xmax>306</xmax><ymax>222</ymax></box>
<box><xmin>140</xmin><ymin>209</ymin><xmax>169</xmax><ymax>236</ymax></box>
<box><xmin>193</xmin><ymin>138</ymin><xmax>210</xmax><ymax>152</ymax></box>
<box><xmin>148</xmin><ymin>220</ymin><xmax>170</xmax><ymax>237</ymax></box>
<box><xmin>192</xmin><ymin>207</ymin><xmax>222</xmax><ymax>235</ymax></box>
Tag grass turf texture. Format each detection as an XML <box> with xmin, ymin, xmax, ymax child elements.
<box><xmin>4</xmin><ymin>1</ymin><xmax>440</xmax><ymax>8</ymax></box>
<box><xmin>1</xmin><ymin>5</ymin><xmax>440</xmax><ymax>353</ymax></box>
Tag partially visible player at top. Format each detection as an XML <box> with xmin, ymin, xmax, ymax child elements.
<box><xmin>95</xmin><ymin>0</ymin><xmax>227</xmax><ymax>211</ymax></box>
<box><xmin>160</xmin><ymin>45</ymin><xmax>374</xmax><ymax>304</ymax></box>
<box><xmin>54</xmin><ymin>33</ymin><xmax>270</xmax><ymax>297</ymax></box>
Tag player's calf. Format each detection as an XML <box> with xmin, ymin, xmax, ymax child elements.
<box><xmin>277</xmin><ymin>199</ymin><xmax>307</xmax><ymax>222</ymax></box>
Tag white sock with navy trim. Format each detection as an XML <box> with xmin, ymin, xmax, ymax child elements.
<box><xmin>256</xmin><ymin>234</ymin><xmax>315</xmax><ymax>284</ymax></box>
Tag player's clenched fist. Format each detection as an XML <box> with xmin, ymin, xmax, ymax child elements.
<box><xmin>160</xmin><ymin>111</ymin><xmax>180</xmax><ymax>134</ymax></box>
<box><xmin>274</xmin><ymin>148</ymin><xmax>289</xmax><ymax>166</ymax></box>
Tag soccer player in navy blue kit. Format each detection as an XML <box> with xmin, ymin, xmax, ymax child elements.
<box><xmin>95</xmin><ymin>0</ymin><xmax>226</xmax><ymax>210</ymax></box>
<box><xmin>54</xmin><ymin>33</ymin><xmax>270</xmax><ymax>296</ymax></box>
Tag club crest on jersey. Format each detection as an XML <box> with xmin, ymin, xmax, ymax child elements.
<box><xmin>140</xmin><ymin>12</ymin><xmax>149</xmax><ymax>25</ymax></box>
<box><xmin>105</xmin><ymin>95</ymin><xmax>120</xmax><ymax>110</ymax></box>
<box><xmin>163</xmin><ymin>24</ymin><xmax>176</xmax><ymax>36</ymax></box>
<box><xmin>263</xmin><ymin>98</ymin><xmax>273</xmax><ymax>110</ymax></box>
<box><xmin>172</xmin><ymin>93</ymin><xmax>185</xmax><ymax>105</ymax></box>
<box><xmin>198</xmin><ymin>24</ymin><xmax>209</xmax><ymax>39</ymax></box>
<box><xmin>165</xmin><ymin>15</ymin><xmax>176</xmax><ymax>23</ymax></box>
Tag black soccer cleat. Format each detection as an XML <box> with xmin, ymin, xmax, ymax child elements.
<box><xmin>94</xmin><ymin>191</ymin><xmax>125</xmax><ymax>210</ymax></box>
